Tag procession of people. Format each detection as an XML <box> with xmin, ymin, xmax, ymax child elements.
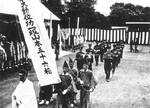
<box><xmin>10</xmin><ymin>39</ymin><xmax>125</xmax><ymax>108</ymax></box>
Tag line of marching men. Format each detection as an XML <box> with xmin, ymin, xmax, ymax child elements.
<box><xmin>38</xmin><ymin>40</ymin><xmax>125</xmax><ymax>108</ymax></box>
<box><xmin>38</xmin><ymin>57</ymin><xmax>97</xmax><ymax>108</ymax></box>
<box><xmin>76</xmin><ymin>40</ymin><xmax>125</xmax><ymax>82</ymax></box>
<box><xmin>12</xmin><ymin>40</ymin><xmax>125</xmax><ymax>108</ymax></box>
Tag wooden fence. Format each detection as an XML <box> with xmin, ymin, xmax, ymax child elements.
<box><xmin>62</xmin><ymin>28</ymin><xmax>150</xmax><ymax>45</ymax></box>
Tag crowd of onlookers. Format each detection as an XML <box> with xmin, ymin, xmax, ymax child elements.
<box><xmin>0</xmin><ymin>33</ymin><xmax>27</xmax><ymax>73</ymax></box>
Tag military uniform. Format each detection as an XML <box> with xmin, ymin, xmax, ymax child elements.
<box><xmin>75</xmin><ymin>49</ymin><xmax>85</xmax><ymax>71</ymax></box>
<box><xmin>130</xmin><ymin>40</ymin><xmax>134</xmax><ymax>52</ymax></box>
<box><xmin>99</xmin><ymin>42</ymin><xmax>105</xmax><ymax>62</ymax></box>
<box><xmin>134</xmin><ymin>38</ymin><xmax>139</xmax><ymax>53</ymax></box>
<box><xmin>55</xmin><ymin>41</ymin><xmax>60</xmax><ymax>60</ymax></box>
<box><xmin>111</xmin><ymin>49</ymin><xmax>119</xmax><ymax>75</ymax></box>
<box><xmin>116</xmin><ymin>47</ymin><xmax>122</xmax><ymax>64</ymax></box>
<box><xmin>94</xmin><ymin>42</ymin><xmax>100</xmax><ymax>66</ymax></box>
<box><xmin>103</xmin><ymin>49</ymin><xmax>113</xmax><ymax>82</ymax></box>
<box><xmin>84</xmin><ymin>53</ymin><xmax>94</xmax><ymax>71</ymax></box>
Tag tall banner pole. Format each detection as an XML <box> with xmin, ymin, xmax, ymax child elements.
<box><xmin>76</xmin><ymin>17</ymin><xmax>80</xmax><ymax>44</ymax></box>
<box><xmin>76</xmin><ymin>17</ymin><xmax>80</xmax><ymax>36</ymax></box>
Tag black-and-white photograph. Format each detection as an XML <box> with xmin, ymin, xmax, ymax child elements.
<box><xmin>0</xmin><ymin>0</ymin><xmax>150</xmax><ymax>108</ymax></box>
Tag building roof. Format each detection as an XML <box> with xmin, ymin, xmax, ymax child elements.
<box><xmin>126</xmin><ymin>22</ymin><xmax>150</xmax><ymax>25</ymax></box>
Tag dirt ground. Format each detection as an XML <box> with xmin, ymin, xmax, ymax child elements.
<box><xmin>1</xmin><ymin>44</ymin><xmax>150</xmax><ymax>108</ymax></box>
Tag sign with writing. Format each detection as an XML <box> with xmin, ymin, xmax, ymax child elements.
<box><xmin>18</xmin><ymin>0</ymin><xmax>61</xmax><ymax>86</ymax></box>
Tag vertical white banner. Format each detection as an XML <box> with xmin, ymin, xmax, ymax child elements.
<box><xmin>107</xmin><ymin>30</ymin><xmax>110</xmax><ymax>41</ymax></box>
<box><xmin>120</xmin><ymin>30</ymin><xmax>123</xmax><ymax>40</ymax></box>
<box><xmin>18</xmin><ymin>0</ymin><xmax>61</xmax><ymax>86</ymax></box>
<box><xmin>142</xmin><ymin>32</ymin><xmax>145</xmax><ymax>44</ymax></box>
<box><xmin>110</xmin><ymin>30</ymin><xmax>113</xmax><ymax>42</ymax></box>
<box><xmin>100</xmin><ymin>29</ymin><xmax>103</xmax><ymax>41</ymax></box>
<box><xmin>103</xmin><ymin>30</ymin><xmax>106</xmax><ymax>41</ymax></box>
<box><xmin>146</xmin><ymin>32</ymin><xmax>149</xmax><ymax>44</ymax></box>
<box><xmin>92</xmin><ymin>29</ymin><xmax>94</xmax><ymax>41</ymax></box>
<box><xmin>97</xmin><ymin>29</ymin><xmax>99</xmax><ymax>41</ymax></box>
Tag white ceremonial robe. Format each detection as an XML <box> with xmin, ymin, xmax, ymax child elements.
<box><xmin>12</xmin><ymin>79</ymin><xmax>38</xmax><ymax>108</ymax></box>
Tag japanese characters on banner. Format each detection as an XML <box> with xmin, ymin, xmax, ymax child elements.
<box><xmin>18</xmin><ymin>0</ymin><xmax>61</xmax><ymax>86</ymax></box>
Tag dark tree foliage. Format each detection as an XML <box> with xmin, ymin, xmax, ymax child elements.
<box><xmin>109</xmin><ymin>2</ymin><xmax>150</xmax><ymax>26</ymax></box>
<box><xmin>42</xmin><ymin>1</ymin><xmax>150</xmax><ymax>27</ymax></box>
<box><xmin>42</xmin><ymin>0</ymin><xmax>111</xmax><ymax>29</ymax></box>
<box><xmin>63</xmin><ymin>0</ymin><xmax>111</xmax><ymax>28</ymax></box>
<box><xmin>41</xmin><ymin>0</ymin><xmax>65</xmax><ymax>19</ymax></box>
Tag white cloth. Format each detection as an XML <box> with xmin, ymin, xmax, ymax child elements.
<box><xmin>12</xmin><ymin>79</ymin><xmax>38</xmax><ymax>108</ymax></box>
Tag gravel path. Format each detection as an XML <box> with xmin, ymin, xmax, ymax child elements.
<box><xmin>3</xmin><ymin>44</ymin><xmax>150</xmax><ymax>108</ymax></box>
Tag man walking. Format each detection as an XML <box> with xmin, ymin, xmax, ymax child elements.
<box><xmin>103</xmin><ymin>46</ymin><xmax>113</xmax><ymax>82</ymax></box>
<box><xmin>75</xmin><ymin>47</ymin><xmax>85</xmax><ymax>71</ymax></box>
<box><xmin>94</xmin><ymin>41</ymin><xmax>100</xmax><ymax>66</ymax></box>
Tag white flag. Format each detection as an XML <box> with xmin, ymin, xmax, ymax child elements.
<box><xmin>18</xmin><ymin>0</ymin><xmax>61</xmax><ymax>86</ymax></box>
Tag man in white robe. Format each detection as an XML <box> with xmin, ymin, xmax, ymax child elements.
<box><xmin>12</xmin><ymin>69</ymin><xmax>38</xmax><ymax>108</ymax></box>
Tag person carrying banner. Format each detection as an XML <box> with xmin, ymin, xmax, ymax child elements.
<box><xmin>103</xmin><ymin>46</ymin><xmax>113</xmax><ymax>82</ymax></box>
<box><xmin>94</xmin><ymin>41</ymin><xmax>100</xmax><ymax>66</ymax></box>
<box><xmin>12</xmin><ymin>69</ymin><xmax>38</xmax><ymax>108</ymax></box>
<box><xmin>75</xmin><ymin>47</ymin><xmax>85</xmax><ymax>71</ymax></box>
<box><xmin>78</xmin><ymin>63</ymin><xmax>97</xmax><ymax>108</ymax></box>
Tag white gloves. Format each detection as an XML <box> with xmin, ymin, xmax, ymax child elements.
<box><xmin>62</xmin><ymin>89</ymin><xmax>68</xmax><ymax>95</ymax></box>
<box><xmin>79</xmin><ymin>80</ymin><xmax>84</xmax><ymax>85</ymax></box>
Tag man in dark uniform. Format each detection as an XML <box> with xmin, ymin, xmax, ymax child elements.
<box><xmin>99</xmin><ymin>41</ymin><xmax>105</xmax><ymax>62</ymax></box>
<box><xmin>86</xmin><ymin>44</ymin><xmax>93</xmax><ymax>54</ymax></box>
<box><xmin>85</xmin><ymin>44</ymin><xmax>94</xmax><ymax>70</ymax></box>
<box><xmin>103</xmin><ymin>46</ymin><xmax>113</xmax><ymax>82</ymax></box>
<box><xmin>104</xmin><ymin>41</ymin><xmax>108</xmax><ymax>53</ymax></box>
<box><xmin>116</xmin><ymin>45</ymin><xmax>122</xmax><ymax>64</ymax></box>
<box><xmin>111</xmin><ymin>48</ymin><xmax>119</xmax><ymax>76</ymax></box>
<box><xmin>94</xmin><ymin>41</ymin><xmax>100</xmax><ymax>66</ymax></box>
<box><xmin>78</xmin><ymin>63</ymin><xmax>97</xmax><ymax>108</ymax></box>
<box><xmin>84</xmin><ymin>50</ymin><xmax>94</xmax><ymax>71</ymax></box>
<box><xmin>55</xmin><ymin>41</ymin><xmax>60</xmax><ymax>60</ymax></box>
<box><xmin>134</xmin><ymin>38</ymin><xmax>139</xmax><ymax>53</ymax></box>
<box><xmin>75</xmin><ymin>47</ymin><xmax>85</xmax><ymax>71</ymax></box>
<box><xmin>130</xmin><ymin>40</ymin><xmax>134</xmax><ymax>52</ymax></box>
